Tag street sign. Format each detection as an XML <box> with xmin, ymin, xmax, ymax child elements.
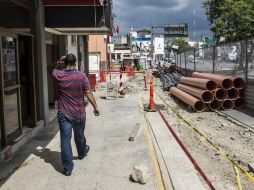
<box><xmin>205</xmin><ymin>39</ymin><xmax>217</xmax><ymax>46</ymax></box>
<box><xmin>107</xmin><ymin>44</ymin><xmax>114</xmax><ymax>53</ymax></box>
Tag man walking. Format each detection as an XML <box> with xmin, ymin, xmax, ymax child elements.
<box><xmin>48</xmin><ymin>54</ymin><xmax>100</xmax><ymax>176</ymax></box>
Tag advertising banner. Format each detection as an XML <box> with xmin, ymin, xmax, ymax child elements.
<box><xmin>131</xmin><ymin>38</ymin><xmax>151</xmax><ymax>53</ymax></box>
<box><xmin>153</xmin><ymin>37</ymin><xmax>164</xmax><ymax>55</ymax></box>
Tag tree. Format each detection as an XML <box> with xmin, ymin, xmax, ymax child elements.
<box><xmin>203</xmin><ymin>0</ymin><xmax>254</xmax><ymax>42</ymax></box>
<box><xmin>170</xmin><ymin>38</ymin><xmax>193</xmax><ymax>53</ymax></box>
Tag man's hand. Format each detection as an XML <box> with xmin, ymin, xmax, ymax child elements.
<box><xmin>85</xmin><ymin>90</ymin><xmax>100</xmax><ymax>116</ymax></box>
<box><xmin>94</xmin><ymin>107</ymin><xmax>100</xmax><ymax>116</ymax></box>
<box><xmin>57</xmin><ymin>56</ymin><xmax>66</xmax><ymax>64</ymax></box>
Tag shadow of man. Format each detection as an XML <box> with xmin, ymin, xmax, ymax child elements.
<box><xmin>33</xmin><ymin>148</ymin><xmax>63</xmax><ymax>174</ymax></box>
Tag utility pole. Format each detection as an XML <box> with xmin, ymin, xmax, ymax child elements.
<box><xmin>193</xmin><ymin>9</ymin><xmax>196</xmax><ymax>40</ymax></box>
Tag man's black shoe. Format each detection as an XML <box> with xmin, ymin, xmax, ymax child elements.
<box><xmin>78</xmin><ymin>145</ymin><xmax>90</xmax><ymax>160</ymax></box>
<box><xmin>63</xmin><ymin>170</ymin><xmax>72</xmax><ymax>176</ymax></box>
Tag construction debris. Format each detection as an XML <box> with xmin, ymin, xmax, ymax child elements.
<box><xmin>131</xmin><ymin>164</ymin><xmax>149</xmax><ymax>184</ymax></box>
<box><xmin>160</xmin><ymin>72</ymin><xmax>183</xmax><ymax>90</ymax></box>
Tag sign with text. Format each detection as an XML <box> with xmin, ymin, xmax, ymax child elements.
<box><xmin>107</xmin><ymin>43</ymin><xmax>114</xmax><ymax>53</ymax></box>
<box><xmin>205</xmin><ymin>39</ymin><xmax>218</xmax><ymax>46</ymax></box>
<box><xmin>153</xmin><ymin>37</ymin><xmax>164</xmax><ymax>55</ymax></box>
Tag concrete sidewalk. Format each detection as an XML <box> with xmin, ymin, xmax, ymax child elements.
<box><xmin>0</xmin><ymin>93</ymin><xmax>160</xmax><ymax>190</ymax></box>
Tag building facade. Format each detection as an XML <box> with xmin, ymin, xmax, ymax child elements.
<box><xmin>88</xmin><ymin>35</ymin><xmax>108</xmax><ymax>76</ymax></box>
<box><xmin>0</xmin><ymin>0</ymin><xmax>113</xmax><ymax>161</ymax></box>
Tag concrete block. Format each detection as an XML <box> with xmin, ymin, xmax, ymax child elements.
<box><xmin>128</xmin><ymin>123</ymin><xmax>141</xmax><ymax>141</ymax></box>
<box><xmin>131</xmin><ymin>164</ymin><xmax>149</xmax><ymax>184</ymax></box>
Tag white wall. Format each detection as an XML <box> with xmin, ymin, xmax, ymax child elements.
<box><xmin>114</xmin><ymin>49</ymin><xmax>131</xmax><ymax>61</ymax></box>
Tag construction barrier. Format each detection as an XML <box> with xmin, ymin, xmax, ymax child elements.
<box><xmin>99</xmin><ymin>70</ymin><xmax>147</xmax><ymax>96</ymax></box>
<box><xmin>89</xmin><ymin>74</ymin><xmax>97</xmax><ymax>91</ymax></box>
<box><xmin>99</xmin><ymin>70</ymin><xmax>106</xmax><ymax>83</ymax></box>
<box><xmin>143</xmin><ymin>70</ymin><xmax>147</xmax><ymax>90</ymax></box>
<box><xmin>145</xmin><ymin>75</ymin><xmax>157</xmax><ymax>112</ymax></box>
<box><xmin>119</xmin><ymin>69</ymin><xmax>125</xmax><ymax>96</ymax></box>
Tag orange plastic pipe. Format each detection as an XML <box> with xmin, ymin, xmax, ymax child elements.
<box><xmin>180</xmin><ymin>77</ymin><xmax>217</xmax><ymax>91</ymax></box>
<box><xmin>170</xmin><ymin>87</ymin><xmax>206</xmax><ymax>112</ymax></box>
<box><xmin>177</xmin><ymin>84</ymin><xmax>214</xmax><ymax>103</ymax></box>
<box><xmin>192</xmin><ymin>72</ymin><xmax>233</xmax><ymax>90</ymax></box>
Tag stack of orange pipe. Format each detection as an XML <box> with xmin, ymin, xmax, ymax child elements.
<box><xmin>169</xmin><ymin>72</ymin><xmax>245</xmax><ymax>112</ymax></box>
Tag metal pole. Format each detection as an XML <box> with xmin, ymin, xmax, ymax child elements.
<box><xmin>180</xmin><ymin>53</ymin><xmax>182</xmax><ymax>71</ymax></box>
<box><xmin>245</xmin><ymin>39</ymin><xmax>248</xmax><ymax>101</ymax></box>
<box><xmin>176</xmin><ymin>54</ymin><xmax>179</xmax><ymax>67</ymax></box>
<box><xmin>194</xmin><ymin>49</ymin><xmax>196</xmax><ymax>72</ymax></box>
<box><xmin>184</xmin><ymin>52</ymin><xmax>187</xmax><ymax>76</ymax></box>
<box><xmin>212</xmin><ymin>46</ymin><xmax>215</xmax><ymax>74</ymax></box>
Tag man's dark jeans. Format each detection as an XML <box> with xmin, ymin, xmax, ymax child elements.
<box><xmin>57</xmin><ymin>112</ymin><xmax>86</xmax><ymax>172</ymax></box>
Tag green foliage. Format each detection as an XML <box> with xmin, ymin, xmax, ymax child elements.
<box><xmin>169</xmin><ymin>38</ymin><xmax>194</xmax><ymax>53</ymax></box>
<box><xmin>203</xmin><ymin>0</ymin><xmax>254</xmax><ymax>42</ymax></box>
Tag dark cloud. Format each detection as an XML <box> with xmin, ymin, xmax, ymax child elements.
<box><xmin>120</xmin><ymin>0</ymin><xmax>180</xmax><ymax>9</ymax></box>
<box><xmin>113</xmin><ymin>0</ymin><xmax>212</xmax><ymax>40</ymax></box>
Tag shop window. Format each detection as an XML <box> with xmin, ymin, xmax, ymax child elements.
<box><xmin>2</xmin><ymin>37</ymin><xmax>17</xmax><ymax>88</ymax></box>
<box><xmin>117</xmin><ymin>54</ymin><xmax>121</xmax><ymax>60</ymax></box>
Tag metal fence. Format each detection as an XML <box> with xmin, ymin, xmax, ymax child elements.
<box><xmin>177</xmin><ymin>40</ymin><xmax>254</xmax><ymax>109</ymax></box>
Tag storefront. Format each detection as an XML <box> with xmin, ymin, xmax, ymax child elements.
<box><xmin>0</xmin><ymin>29</ymin><xmax>38</xmax><ymax>145</ymax></box>
<box><xmin>0</xmin><ymin>0</ymin><xmax>56</xmax><ymax>152</ymax></box>
<box><xmin>0</xmin><ymin>0</ymin><xmax>113</xmax><ymax>154</ymax></box>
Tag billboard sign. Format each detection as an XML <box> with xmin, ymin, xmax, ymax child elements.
<box><xmin>153</xmin><ymin>37</ymin><xmax>164</xmax><ymax>55</ymax></box>
<box><xmin>164</xmin><ymin>24</ymin><xmax>188</xmax><ymax>37</ymax></box>
<box><xmin>131</xmin><ymin>38</ymin><xmax>151</xmax><ymax>53</ymax></box>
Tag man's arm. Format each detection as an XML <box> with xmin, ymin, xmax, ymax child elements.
<box><xmin>47</xmin><ymin>56</ymin><xmax>65</xmax><ymax>77</ymax></box>
<box><xmin>85</xmin><ymin>90</ymin><xmax>100</xmax><ymax>116</ymax></box>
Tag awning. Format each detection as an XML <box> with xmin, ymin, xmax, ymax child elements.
<box><xmin>45</xmin><ymin>27</ymin><xmax>110</xmax><ymax>35</ymax></box>
<box><xmin>44</xmin><ymin>0</ymin><xmax>106</xmax><ymax>6</ymax></box>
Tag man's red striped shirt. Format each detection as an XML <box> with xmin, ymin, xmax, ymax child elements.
<box><xmin>50</xmin><ymin>69</ymin><xmax>91</xmax><ymax>119</ymax></box>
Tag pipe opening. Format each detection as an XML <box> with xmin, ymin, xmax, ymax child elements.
<box><xmin>202</xmin><ymin>91</ymin><xmax>214</xmax><ymax>103</ymax></box>
<box><xmin>233</xmin><ymin>78</ymin><xmax>245</xmax><ymax>89</ymax></box>
<box><xmin>194</xmin><ymin>101</ymin><xmax>206</xmax><ymax>112</ymax></box>
<box><xmin>234</xmin><ymin>98</ymin><xmax>245</xmax><ymax>109</ymax></box>
<box><xmin>222</xmin><ymin>79</ymin><xmax>233</xmax><ymax>90</ymax></box>
<box><xmin>214</xmin><ymin>89</ymin><xmax>227</xmax><ymax>101</ymax></box>
<box><xmin>206</xmin><ymin>81</ymin><xmax>217</xmax><ymax>91</ymax></box>
<box><xmin>222</xmin><ymin>100</ymin><xmax>234</xmax><ymax>110</ymax></box>
<box><xmin>209</xmin><ymin>100</ymin><xmax>221</xmax><ymax>111</ymax></box>
<box><xmin>227</xmin><ymin>88</ymin><xmax>239</xmax><ymax>100</ymax></box>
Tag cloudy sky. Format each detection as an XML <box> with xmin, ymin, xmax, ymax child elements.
<box><xmin>112</xmin><ymin>0</ymin><xmax>212</xmax><ymax>41</ymax></box>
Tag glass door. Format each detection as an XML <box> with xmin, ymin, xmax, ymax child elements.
<box><xmin>0</xmin><ymin>33</ymin><xmax>22</xmax><ymax>146</ymax></box>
